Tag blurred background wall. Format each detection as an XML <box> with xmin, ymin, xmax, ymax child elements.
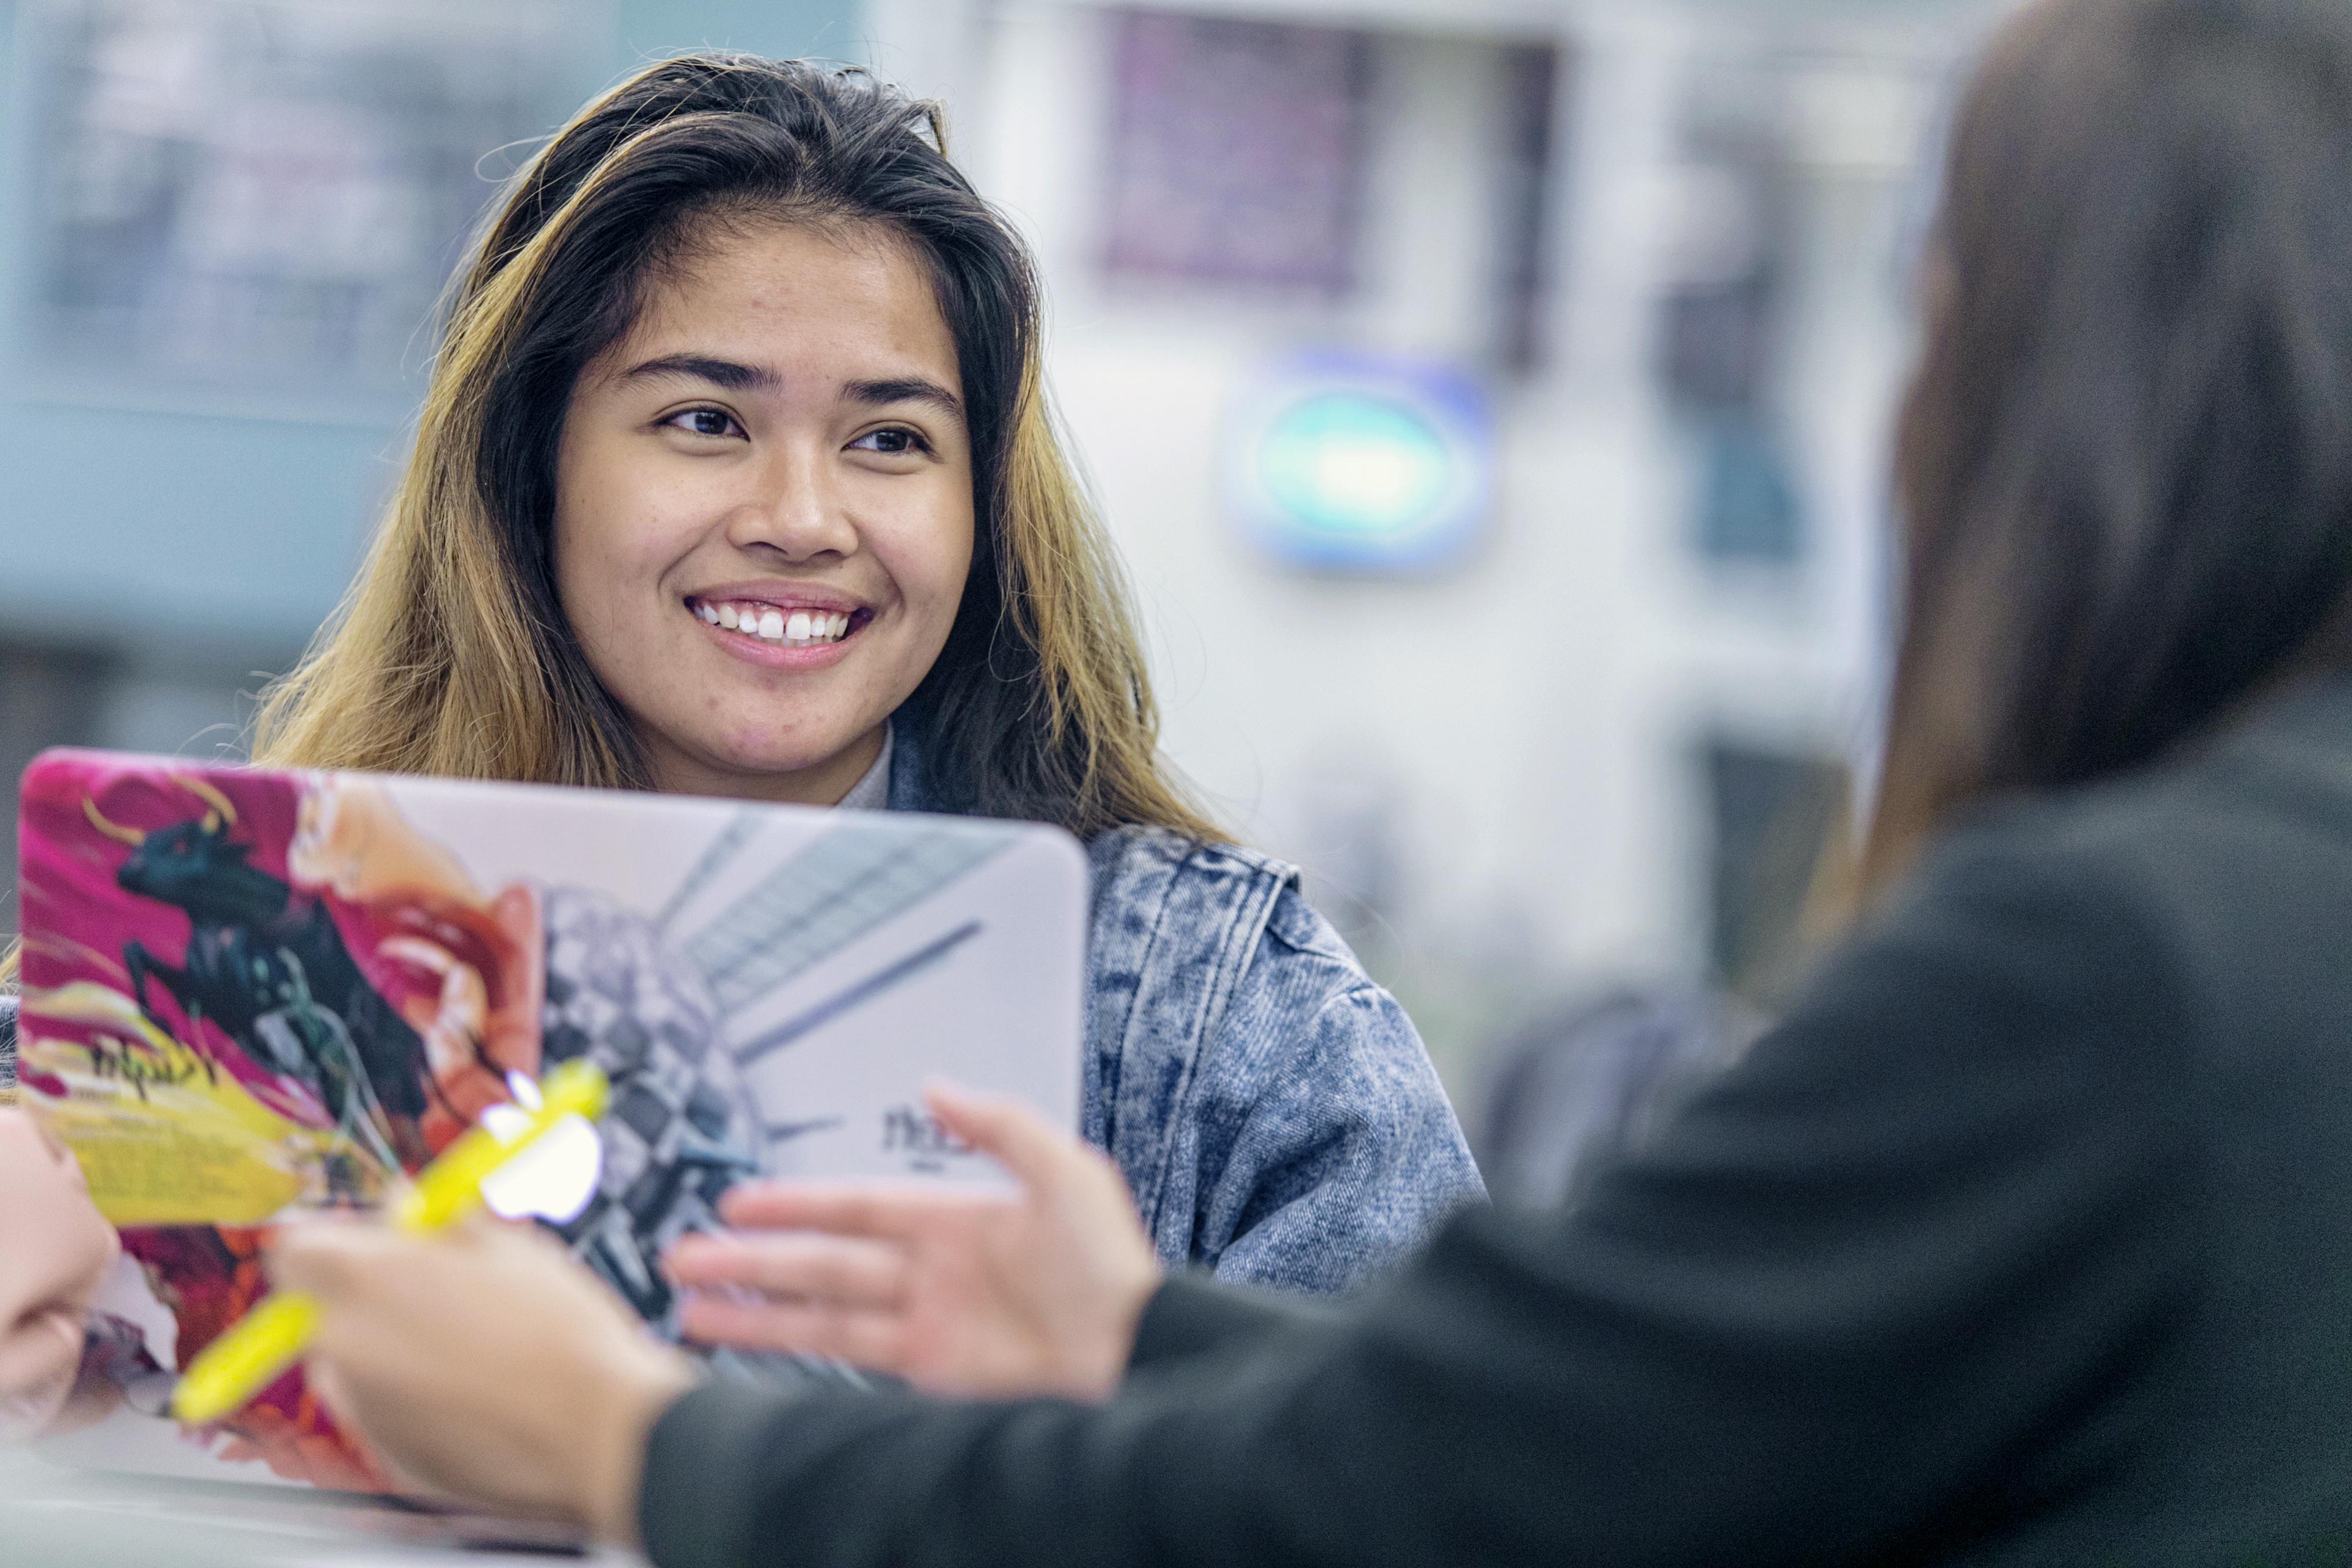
<box><xmin>0</xmin><ymin>0</ymin><xmax>2008</xmax><ymax>1121</ymax></box>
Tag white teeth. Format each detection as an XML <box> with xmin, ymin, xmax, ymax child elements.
<box><xmin>702</xmin><ymin>599</ymin><xmax>855</xmax><ymax>644</ymax></box>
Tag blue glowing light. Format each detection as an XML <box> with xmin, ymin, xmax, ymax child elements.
<box><xmin>1227</xmin><ymin>355</ymin><xmax>1491</xmax><ymax>572</ymax></box>
<box><xmin>1258</xmin><ymin>394</ymin><xmax>1452</xmax><ymax>537</ymax></box>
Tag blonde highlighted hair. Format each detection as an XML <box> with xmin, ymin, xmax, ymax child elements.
<box><xmin>251</xmin><ymin>55</ymin><xmax>1219</xmax><ymax>841</ymax></box>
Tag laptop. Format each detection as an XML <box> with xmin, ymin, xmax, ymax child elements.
<box><xmin>9</xmin><ymin>748</ymin><xmax>1087</xmax><ymax>1494</ymax></box>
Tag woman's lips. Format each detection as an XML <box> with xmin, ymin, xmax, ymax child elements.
<box><xmin>687</xmin><ymin>596</ymin><xmax>867</xmax><ymax>670</ymax></box>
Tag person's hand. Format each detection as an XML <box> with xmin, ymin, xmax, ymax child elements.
<box><xmin>0</xmin><ymin>1107</ymin><xmax>117</xmax><ymax>1434</ymax></box>
<box><xmin>269</xmin><ymin>1218</ymin><xmax>697</xmax><ymax>1544</ymax></box>
<box><xmin>665</xmin><ymin>1082</ymin><xmax>1162</xmax><ymax>1400</ymax></box>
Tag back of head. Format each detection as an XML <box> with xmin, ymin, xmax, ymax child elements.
<box><xmin>1866</xmin><ymin>0</ymin><xmax>2352</xmax><ymax>887</ymax></box>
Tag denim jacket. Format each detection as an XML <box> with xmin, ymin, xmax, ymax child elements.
<box><xmin>889</xmin><ymin>724</ymin><xmax>1486</xmax><ymax>1294</ymax></box>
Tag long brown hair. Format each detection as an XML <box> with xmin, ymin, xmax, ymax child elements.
<box><xmin>1860</xmin><ymin>0</ymin><xmax>2352</xmax><ymax>893</ymax></box>
<box><xmin>250</xmin><ymin>55</ymin><xmax>1220</xmax><ymax>842</ymax></box>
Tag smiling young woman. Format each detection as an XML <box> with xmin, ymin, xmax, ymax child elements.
<box><xmin>232</xmin><ymin>56</ymin><xmax>1484</xmax><ymax>1297</ymax></box>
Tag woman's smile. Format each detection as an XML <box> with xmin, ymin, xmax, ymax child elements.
<box><xmin>685</xmin><ymin>589</ymin><xmax>877</xmax><ymax>670</ymax></box>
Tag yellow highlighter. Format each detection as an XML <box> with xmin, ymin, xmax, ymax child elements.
<box><xmin>170</xmin><ymin>1059</ymin><xmax>611</xmax><ymax>1427</ymax></box>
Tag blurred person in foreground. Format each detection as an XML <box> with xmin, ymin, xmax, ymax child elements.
<box><xmin>273</xmin><ymin>0</ymin><xmax>2352</xmax><ymax>1560</ymax></box>
<box><xmin>0</xmin><ymin>1112</ymin><xmax>116</xmax><ymax>1439</ymax></box>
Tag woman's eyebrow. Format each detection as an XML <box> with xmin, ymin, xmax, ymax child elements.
<box><xmin>621</xmin><ymin>354</ymin><xmax>782</xmax><ymax>391</ymax></box>
<box><xmin>844</xmin><ymin>377</ymin><xmax>964</xmax><ymax>419</ymax></box>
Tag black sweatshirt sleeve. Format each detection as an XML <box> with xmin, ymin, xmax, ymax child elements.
<box><xmin>638</xmin><ymin>823</ymin><xmax>2204</xmax><ymax>1568</ymax></box>
<box><xmin>1127</xmin><ymin>1271</ymin><xmax>1333</xmax><ymax>1369</ymax></box>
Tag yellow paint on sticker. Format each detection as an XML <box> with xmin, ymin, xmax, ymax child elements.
<box><xmin>17</xmin><ymin>982</ymin><xmax>391</xmax><ymax>1227</ymax></box>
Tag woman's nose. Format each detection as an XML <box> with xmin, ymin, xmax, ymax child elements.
<box><xmin>725</xmin><ymin>447</ymin><xmax>858</xmax><ymax>561</ymax></box>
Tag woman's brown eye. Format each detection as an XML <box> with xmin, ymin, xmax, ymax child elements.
<box><xmin>688</xmin><ymin>410</ymin><xmax>732</xmax><ymax>437</ymax></box>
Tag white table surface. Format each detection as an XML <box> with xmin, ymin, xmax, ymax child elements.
<box><xmin>0</xmin><ymin>1446</ymin><xmax>647</xmax><ymax>1567</ymax></box>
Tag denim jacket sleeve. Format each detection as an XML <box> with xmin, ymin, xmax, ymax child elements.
<box><xmin>1168</xmin><ymin>887</ymin><xmax>1486</xmax><ymax>1294</ymax></box>
<box><xmin>1081</xmin><ymin>826</ymin><xmax>1484</xmax><ymax>1297</ymax></box>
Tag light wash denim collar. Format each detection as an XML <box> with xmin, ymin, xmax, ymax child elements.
<box><xmin>884</xmin><ymin>711</ymin><xmax>931</xmax><ymax>814</ymax></box>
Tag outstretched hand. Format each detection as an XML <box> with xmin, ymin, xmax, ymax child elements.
<box><xmin>664</xmin><ymin>1083</ymin><xmax>1162</xmax><ymax>1400</ymax></box>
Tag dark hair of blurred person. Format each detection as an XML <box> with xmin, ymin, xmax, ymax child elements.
<box><xmin>261</xmin><ymin>3</ymin><xmax>2352</xmax><ymax>1566</ymax></box>
<box><xmin>1865</xmin><ymin>0</ymin><xmax>2352</xmax><ymax>889</ymax></box>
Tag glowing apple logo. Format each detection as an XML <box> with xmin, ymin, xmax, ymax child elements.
<box><xmin>476</xmin><ymin>1071</ymin><xmax>605</xmax><ymax>1224</ymax></box>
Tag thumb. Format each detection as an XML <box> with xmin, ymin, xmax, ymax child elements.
<box><xmin>923</xmin><ymin>1081</ymin><xmax>1083</xmax><ymax>1192</ymax></box>
<box><xmin>0</xmin><ymin>1308</ymin><xmax>85</xmax><ymax>1406</ymax></box>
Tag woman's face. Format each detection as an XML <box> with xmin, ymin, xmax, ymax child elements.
<box><xmin>553</xmin><ymin>218</ymin><xmax>975</xmax><ymax>803</ymax></box>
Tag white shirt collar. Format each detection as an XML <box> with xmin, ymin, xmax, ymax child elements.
<box><xmin>835</xmin><ymin>726</ymin><xmax>894</xmax><ymax>814</ymax></box>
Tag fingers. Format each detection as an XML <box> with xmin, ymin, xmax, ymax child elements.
<box><xmin>64</xmin><ymin>1222</ymin><xmax>120</xmax><ymax>1308</ymax></box>
<box><xmin>923</xmin><ymin>1080</ymin><xmax>1088</xmax><ymax>1190</ymax></box>
<box><xmin>278</xmin><ymin>1215</ymin><xmax>646</xmax><ymax>1371</ymax></box>
<box><xmin>267</xmin><ymin>1217</ymin><xmax>404</xmax><ymax>1298</ymax></box>
<box><xmin>0</xmin><ymin>1114</ymin><xmax>123</xmax><ymax>1317</ymax></box>
<box><xmin>28</xmin><ymin>1112</ymin><xmax>71</xmax><ymax>1164</ymax></box>
<box><xmin>0</xmin><ymin>1308</ymin><xmax>87</xmax><ymax>1404</ymax></box>
<box><xmin>664</xmin><ymin>1230</ymin><xmax>914</xmax><ymax>1369</ymax></box>
<box><xmin>299</xmin><ymin>1356</ymin><xmax>357</xmax><ymax>1433</ymax></box>
<box><xmin>717</xmin><ymin>1180</ymin><xmax>993</xmax><ymax>1238</ymax></box>
<box><xmin>42</xmin><ymin>1196</ymin><xmax>120</xmax><ymax>1308</ymax></box>
<box><xmin>664</xmin><ymin>1232</ymin><xmax>907</xmax><ymax>1308</ymax></box>
<box><xmin>298</xmin><ymin>1354</ymin><xmax>466</xmax><ymax>1508</ymax></box>
<box><xmin>271</xmin><ymin>1214</ymin><xmax>531</xmax><ymax>1299</ymax></box>
<box><xmin>674</xmin><ymin>1292</ymin><xmax>904</xmax><ymax>1369</ymax></box>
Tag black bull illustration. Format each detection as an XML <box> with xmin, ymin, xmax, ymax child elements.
<box><xmin>83</xmin><ymin>779</ymin><xmax>434</xmax><ymax>1168</ymax></box>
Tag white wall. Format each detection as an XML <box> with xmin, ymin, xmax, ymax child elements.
<box><xmin>866</xmin><ymin>0</ymin><xmax>1989</xmax><ymax>1081</ymax></box>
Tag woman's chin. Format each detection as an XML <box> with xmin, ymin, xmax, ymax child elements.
<box><xmin>648</xmin><ymin>727</ymin><xmax>884</xmax><ymax>802</ymax></box>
